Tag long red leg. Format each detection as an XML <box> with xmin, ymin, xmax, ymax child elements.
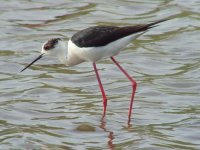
<box><xmin>111</xmin><ymin>57</ymin><xmax>137</xmax><ymax>124</ymax></box>
<box><xmin>93</xmin><ymin>63</ymin><xmax>107</xmax><ymax>117</ymax></box>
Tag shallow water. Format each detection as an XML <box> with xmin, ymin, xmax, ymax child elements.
<box><xmin>0</xmin><ymin>0</ymin><xmax>200</xmax><ymax>149</ymax></box>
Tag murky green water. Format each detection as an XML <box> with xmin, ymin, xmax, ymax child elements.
<box><xmin>0</xmin><ymin>0</ymin><xmax>200</xmax><ymax>149</ymax></box>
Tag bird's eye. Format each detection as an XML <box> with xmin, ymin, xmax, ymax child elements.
<box><xmin>43</xmin><ymin>38</ymin><xmax>61</xmax><ymax>51</ymax></box>
<box><xmin>44</xmin><ymin>44</ymin><xmax>51</xmax><ymax>50</ymax></box>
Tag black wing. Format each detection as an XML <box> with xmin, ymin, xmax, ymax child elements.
<box><xmin>71</xmin><ymin>19</ymin><xmax>168</xmax><ymax>47</ymax></box>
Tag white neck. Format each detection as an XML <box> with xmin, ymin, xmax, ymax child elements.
<box><xmin>56</xmin><ymin>40</ymin><xmax>84</xmax><ymax>67</ymax></box>
<box><xmin>55</xmin><ymin>41</ymin><xmax>68</xmax><ymax>64</ymax></box>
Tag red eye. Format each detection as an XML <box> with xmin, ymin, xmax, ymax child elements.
<box><xmin>43</xmin><ymin>38</ymin><xmax>60</xmax><ymax>51</ymax></box>
<box><xmin>44</xmin><ymin>44</ymin><xmax>51</xmax><ymax>50</ymax></box>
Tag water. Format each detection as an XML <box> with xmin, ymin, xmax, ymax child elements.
<box><xmin>0</xmin><ymin>0</ymin><xmax>200</xmax><ymax>149</ymax></box>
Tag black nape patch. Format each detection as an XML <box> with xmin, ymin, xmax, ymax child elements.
<box><xmin>43</xmin><ymin>38</ymin><xmax>61</xmax><ymax>50</ymax></box>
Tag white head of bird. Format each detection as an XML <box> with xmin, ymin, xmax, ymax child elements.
<box><xmin>20</xmin><ymin>38</ymin><xmax>67</xmax><ymax>72</ymax></box>
<box><xmin>42</xmin><ymin>38</ymin><xmax>67</xmax><ymax>60</ymax></box>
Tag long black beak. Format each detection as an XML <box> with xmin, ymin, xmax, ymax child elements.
<box><xmin>20</xmin><ymin>53</ymin><xmax>44</xmax><ymax>72</ymax></box>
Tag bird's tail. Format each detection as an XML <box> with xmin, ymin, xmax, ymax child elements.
<box><xmin>146</xmin><ymin>18</ymin><xmax>169</xmax><ymax>29</ymax></box>
<box><xmin>127</xmin><ymin>18</ymin><xmax>169</xmax><ymax>34</ymax></box>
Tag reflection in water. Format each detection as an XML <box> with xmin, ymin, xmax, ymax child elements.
<box><xmin>99</xmin><ymin>117</ymin><xmax>114</xmax><ymax>150</ymax></box>
<box><xmin>108</xmin><ymin>132</ymin><xmax>114</xmax><ymax>150</ymax></box>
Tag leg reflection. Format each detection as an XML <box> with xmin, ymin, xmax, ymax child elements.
<box><xmin>100</xmin><ymin>117</ymin><xmax>115</xmax><ymax>150</ymax></box>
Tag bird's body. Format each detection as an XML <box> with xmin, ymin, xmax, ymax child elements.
<box><xmin>67</xmin><ymin>33</ymin><xmax>138</xmax><ymax>64</ymax></box>
<box><xmin>21</xmin><ymin>19</ymin><xmax>168</xmax><ymax>124</ymax></box>
<box><xmin>67</xmin><ymin>21</ymin><xmax>163</xmax><ymax>63</ymax></box>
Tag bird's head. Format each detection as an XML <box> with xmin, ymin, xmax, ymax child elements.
<box><xmin>42</xmin><ymin>38</ymin><xmax>66</xmax><ymax>56</ymax></box>
<box><xmin>20</xmin><ymin>38</ymin><xmax>67</xmax><ymax>72</ymax></box>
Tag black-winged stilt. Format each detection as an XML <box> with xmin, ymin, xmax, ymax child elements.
<box><xmin>21</xmin><ymin>19</ymin><xmax>168</xmax><ymax>123</ymax></box>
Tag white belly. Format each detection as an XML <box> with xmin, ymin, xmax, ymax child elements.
<box><xmin>68</xmin><ymin>33</ymin><xmax>140</xmax><ymax>62</ymax></box>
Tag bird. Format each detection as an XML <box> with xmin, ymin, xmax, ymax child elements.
<box><xmin>20</xmin><ymin>18</ymin><xmax>168</xmax><ymax>123</ymax></box>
